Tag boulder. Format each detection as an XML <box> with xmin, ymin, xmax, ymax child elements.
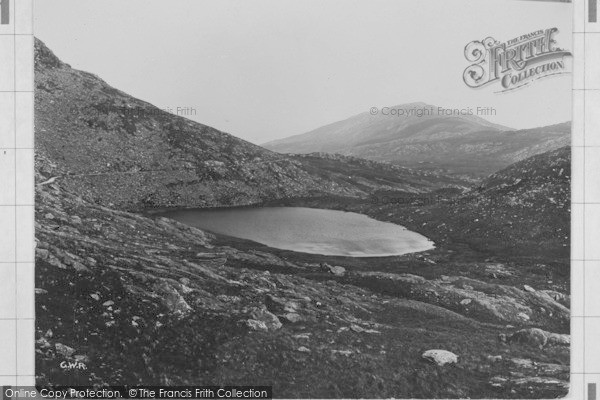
<box><xmin>509</xmin><ymin>358</ymin><xmax>534</xmax><ymax>368</ymax></box>
<box><xmin>74</xmin><ymin>354</ymin><xmax>90</xmax><ymax>363</ymax></box>
<box><xmin>281</xmin><ymin>313</ymin><xmax>302</xmax><ymax>323</ymax></box>
<box><xmin>246</xmin><ymin>319</ymin><xmax>269</xmax><ymax>331</ymax></box>
<box><xmin>321</xmin><ymin>263</ymin><xmax>346</xmax><ymax>277</ymax></box>
<box><xmin>485</xmin><ymin>263</ymin><xmax>513</xmax><ymax>279</ymax></box>
<box><xmin>72</xmin><ymin>261</ymin><xmax>89</xmax><ymax>272</ymax></box>
<box><xmin>293</xmin><ymin>333</ymin><xmax>311</xmax><ymax>340</ymax></box>
<box><xmin>523</xmin><ymin>285</ymin><xmax>535</xmax><ymax>292</ymax></box>
<box><xmin>265</xmin><ymin>294</ymin><xmax>287</xmax><ymax>313</ymax></box>
<box><xmin>55</xmin><ymin>343</ymin><xmax>76</xmax><ymax>358</ymax></box>
<box><xmin>422</xmin><ymin>349</ymin><xmax>458</xmax><ymax>366</ymax></box>
<box><xmin>517</xmin><ymin>312</ymin><xmax>530</xmax><ymax>321</ymax></box>
<box><xmin>247</xmin><ymin>308</ymin><xmax>282</xmax><ymax>331</ymax></box>
<box><xmin>153</xmin><ymin>281</ymin><xmax>192</xmax><ymax>316</ymax></box>
<box><xmin>507</xmin><ymin>328</ymin><xmax>569</xmax><ymax>348</ymax></box>
<box><xmin>350</xmin><ymin>324</ymin><xmax>381</xmax><ymax>334</ymax></box>
<box><xmin>541</xmin><ymin>290</ymin><xmax>568</xmax><ymax>304</ymax></box>
<box><xmin>328</xmin><ymin>265</ymin><xmax>346</xmax><ymax>277</ymax></box>
<box><xmin>508</xmin><ymin>328</ymin><xmax>547</xmax><ymax>347</ymax></box>
<box><xmin>331</xmin><ymin>350</ymin><xmax>353</xmax><ymax>356</ymax></box>
<box><xmin>546</xmin><ymin>332</ymin><xmax>570</xmax><ymax>346</ymax></box>
<box><xmin>36</xmin><ymin>248</ymin><xmax>50</xmax><ymax>260</ymax></box>
<box><xmin>36</xmin><ymin>337</ymin><xmax>51</xmax><ymax>349</ymax></box>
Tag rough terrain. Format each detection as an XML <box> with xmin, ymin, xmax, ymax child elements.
<box><xmin>36</xmin><ymin>149</ymin><xmax>570</xmax><ymax>398</ymax></box>
<box><xmin>34</xmin><ymin>38</ymin><xmax>571</xmax><ymax>398</ymax></box>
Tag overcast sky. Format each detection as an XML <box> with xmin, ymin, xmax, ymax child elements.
<box><xmin>35</xmin><ymin>0</ymin><xmax>572</xmax><ymax>144</ymax></box>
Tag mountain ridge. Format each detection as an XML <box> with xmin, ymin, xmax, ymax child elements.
<box><xmin>262</xmin><ymin>104</ymin><xmax>570</xmax><ymax>177</ymax></box>
<box><xmin>262</xmin><ymin>102</ymin><xmax>511</xmax><ymax>150</ymax></box>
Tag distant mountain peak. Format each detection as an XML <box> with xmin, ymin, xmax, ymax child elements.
<box><xmin>262</xmin><ymin>104</ymin><xmax>570</xmax><ymax>178</ymax></box>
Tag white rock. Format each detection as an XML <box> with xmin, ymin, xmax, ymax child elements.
<box><xmin>328</xmin><ymin>265</ymin><xmax>346</xmax><ymax>277</ymax></box>
<box><xmin>460</xmin><ymin>298</ymin><xmax>472</xmax><ymax>306</ymax></box>
<box><xmin>248</xmin><ymin>308</ymin><xmax>282</xmax><ymax>331</ymax></box>
<box><xmin>523</xmin><ymin>285</ymin><xmax>535</xmax><ymax>292</ymax></box>
<box><xmin>517</xmin><ymin>312</ymin><xmax>530</xmax><ymax>321</ymax></box>
<box><xmin>55</xmin><ymin>343</ymin><xmax>76</xmax><ymax>357</ymax></box>
<box><xmin>282</xmin><ymin>313</ymin><xmax>302</xmax><ymax>323</ymax></box>
<box><xmin>422</xmin><ymin>349</ymin><xmax>458</xmax><ymax>366</ymax></box>
<box><xmin>331</xmin><ymin>350</ymin><xmax>353</xmax><ymax>356</ymax></box>
<box><xmin>293</xmin><ymin>333</ymin><xmax>311</xmax><ymax>340</ymax></box>
<box><xmin>246</xmin><ymin>319</ymin><xmax>268</xmax><ymax>331</ymax></box>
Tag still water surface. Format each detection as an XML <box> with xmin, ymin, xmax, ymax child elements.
<box><xmin>161</xmin><ymin>207</ymin><xmax>434</xmax><ymax>257</ymax></box>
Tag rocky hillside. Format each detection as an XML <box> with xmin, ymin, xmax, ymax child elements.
<box><xmin>263</xmin><ymin>104</ymin><xmax>570</xmax><ymax>178</ymax></box>
<box><xmin>294</xmin><ymin>146</ymin><xmax>570</xmax><ymax>260</ymax></box>
<box><xmin>427</xmin><ymin>146</ymin><xmax>571</xmax><ymax>258</ymax></box>
<box><xmin>290</xmin><ymin>152</ymin><xmax>472</xmax><ymax>191</ymax></box>
<box><xmin>34</xmin><ymin>36</ymin><xmax>571</xmax><ymax>398</ymax></box>
<box><xmin>35</xmin><ymin>152</ymin><xmax>570</xmax><ymax>398</ymax></box>
<box><xmin>35</xmin><ymin>39</ymin><xmax>456</xmax><ymax>211</ymax></box>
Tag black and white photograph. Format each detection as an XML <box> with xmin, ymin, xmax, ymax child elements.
<box><xmin>32</xmin><ymin>0</ymin><xmax>573</xmax><ymax>398</ymax></box>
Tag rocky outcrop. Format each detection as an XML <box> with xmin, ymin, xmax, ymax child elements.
<box><xmin>489</xmin><ymin>357</ymin><xmax>569</xmax><ymax>397</ymax></box>
<box><xmin>502</xmin><ymin>328</ymin><xmax>570</xmax><ymax>348</ymax></box>
<box><xmin>352</xmin><ymin>272</ymin><xmax>568</xmax><ymax>329</ymax></box>
<box><xmin>341</xmin><ymin>146</ymin><xmax>571</xmax><ymax>259</ymax></box>
<box><xmin>246</xmin><ymin>308</ymin><xmax>283</xmax><ymax>332</ymax></box>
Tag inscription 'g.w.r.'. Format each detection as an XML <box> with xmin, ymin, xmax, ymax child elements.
<box><xmin>0</xmin><ymin>0</ymin><xmax>9</xmax><ymax>24</ymax></box>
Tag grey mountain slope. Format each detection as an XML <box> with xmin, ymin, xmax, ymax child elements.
<box><xmin>263</xmin><ymin>105</ymin><xmax>570</xmax><ymax>177</ymax></box>
<box><xmin>264</xmin><ymin>103</ymin><xmax>509</xmax><ymax>153</ymax></box>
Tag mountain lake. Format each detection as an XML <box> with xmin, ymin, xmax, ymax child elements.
<box><xmin>160</xmin><ymin>207</ymin><xmax>434</xmax><ymax>257</ymax></box>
